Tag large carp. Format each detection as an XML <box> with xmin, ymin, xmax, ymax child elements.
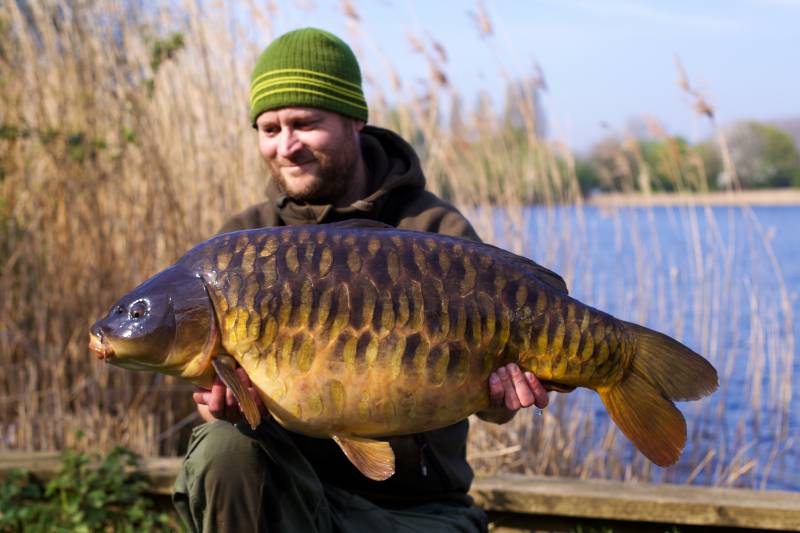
<box><xmin>89</xmin><ymin>220</ymin><xmax>717</xmax><ymax>480</ymax></box>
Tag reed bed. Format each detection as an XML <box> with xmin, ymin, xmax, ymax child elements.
<box><xmin>0</xmin><ymin>0</ymin><xmax>795</xmax><ymax>490</ymax></box>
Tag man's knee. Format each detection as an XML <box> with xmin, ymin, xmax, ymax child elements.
<box><xmin>180</xmin><ymin>421</ymin><xmax>267</xmax><ymax>491</ymax></box>
<box><xmin>174</xmin><ymin>422</ymin><xmax>271</xmax><ymax>531</ymax></box>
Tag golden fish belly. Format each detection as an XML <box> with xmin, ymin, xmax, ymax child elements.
<box><xmin>233</xmin><ymin>295</ymin><xmax>502</xmax><ymax>437</ymax></box>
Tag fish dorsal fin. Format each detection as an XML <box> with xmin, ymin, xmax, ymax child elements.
<box><xmin>332</xmin><ymin>435</ymin><xmax>396</xmax><ymax>481</ymax></box>
<box><xmin>211</xmin><ymin>355</ymin><xmax>262</xmax><ymax>430</ymax></box>
<box><xmin>480</xmin><ymin>242</ymin><xmax>568</xmax><ymax>295</ymax></box>
<box><xmin>504</xmin><ymin>254</ymin><xmax>568</xmax><ymax>294</ymax></box>
<box><xmin>529</xmin><ymin>262</ymin><xmax>568</xmax><ymax>294</ymax></box>
<box><xmin>326</xmin><ymin>219</ymin><xmax>394</xmax><ymax>230</ymax></box>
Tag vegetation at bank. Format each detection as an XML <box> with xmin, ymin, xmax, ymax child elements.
<box><xmin>0</xmin><ymin>445</ymin><xmax>178</xmax><ymax>532</ymax></box>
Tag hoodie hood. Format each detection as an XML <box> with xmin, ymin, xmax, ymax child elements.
<box><xmin>272</xmin><ymin>125</ymin><xmax>426</xmax><ymax>225</ymax></box>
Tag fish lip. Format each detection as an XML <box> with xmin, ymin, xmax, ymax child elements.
<box><xmin>88</xmin><ymin>332</ymin><xmax>115</xmax><ymax>360</ymax></box>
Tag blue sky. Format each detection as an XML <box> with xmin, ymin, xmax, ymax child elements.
<box><xmin>259</xmin><ymin>0</ymin><xmax>800</xmax><ymax>151</ymax></box>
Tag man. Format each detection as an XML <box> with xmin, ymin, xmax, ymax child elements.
<box><xmin>173</xmin><ymin>28</ymin><xmax>552</xmax><ymax>532</ymax></box>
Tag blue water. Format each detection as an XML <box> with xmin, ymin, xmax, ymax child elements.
<box><xmin>485</xmin><ymin>205</ymin><xmax>799</xmax><ymax>490</ymax></box>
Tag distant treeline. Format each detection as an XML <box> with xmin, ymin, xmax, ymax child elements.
<box><xmin>574</xmin><ymin>120</ymin><xmax>800</xmax><ymax>194</ymax></box>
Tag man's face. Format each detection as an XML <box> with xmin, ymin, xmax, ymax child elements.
<box><xmin>255</xmin><ymin>107</ymin><xmax>364</xmax><ymax>204</ymax></box>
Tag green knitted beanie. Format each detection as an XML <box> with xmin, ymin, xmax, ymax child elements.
<box><xmin>249</xmin><ymin>28</ymin><xmax>368</xmax><ymax>125</ymax></box>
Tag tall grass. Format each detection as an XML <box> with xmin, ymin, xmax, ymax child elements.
<box><xmin>0</xmin><ymin>1</ymin><xmax>795</xmax><ymax>489</ymax></box>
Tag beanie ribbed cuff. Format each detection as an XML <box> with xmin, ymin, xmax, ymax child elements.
<box><xmin>250</xmin><ymin>68</ymin><xmax>368</xmax><ymax>123</ymax></box>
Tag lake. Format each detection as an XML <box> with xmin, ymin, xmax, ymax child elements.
<box><xmin>482</xmin><ymin>204</ymin><xmax>799</xmax><ymax>490</ymax></box>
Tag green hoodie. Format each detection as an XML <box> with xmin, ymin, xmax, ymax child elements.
<box><xmin>219</xmin><ymin>125</ymin><xmax>481</xmax><ymax>505</ymax></box>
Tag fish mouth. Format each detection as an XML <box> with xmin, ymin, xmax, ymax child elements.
<box><xmin>88</xmin><ymin>332</ymin><xmax>115</xmax><ymax>361</ymax></box>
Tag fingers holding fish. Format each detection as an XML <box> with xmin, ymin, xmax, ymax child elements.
<box><xmin>191</xmin><ymin>379</ymin><xmax>232</xmax><ymax>422</ymax></box>
<box><xmin>209</xmin><ymin>375</ymin><xmax>237</xmax><ymax>421</ymax></box>
<box><xmin>496</xmin><ymin>365</ymin><xmax>522</xmax><ymax>410</ymax></box>
<box><xmin>525</xmin><ymin>371</ymin><xmax>549</xmax><ymax>409</ymax></box>
<box><xmin>488</xmin><ymin>373</ymin><xmax>502</xmax><ymax>405</ymax></box>
<box><xmin>193</xmin><ymin>369</ymin><xmax>267</xmax><ymax>424</ymax></box>
<box><xmin>490</xmin><ymin>363</ymin><xmax>547</xmax><ymax>412</ymax></box>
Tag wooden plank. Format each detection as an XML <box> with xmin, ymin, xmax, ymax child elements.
<box><xmin>470</xmin><ymin>474</ymin><xmax>800</xmax><ymax>531</ymax></box>
<box><xmin>0</xmin><ymin>451</ymin><xmax>180</xmax><ymax>495</ymax></box>
<box><xmin>2</xmin><ymin>452</ymin><xmax>799</xmax><ymax>530</ymax></box>
<box><xmin>0</xmin><ymin>452</ymin><xmax>62</xmax><ymax>479</ymax></box>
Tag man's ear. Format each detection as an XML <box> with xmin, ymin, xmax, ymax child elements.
<box><xmin>352</xmin><ymin>119</ymin><xmax>366</xmax><ymax>133</ymax></box>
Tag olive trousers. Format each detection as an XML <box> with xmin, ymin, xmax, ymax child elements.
<box><xmin>172</xmin><ymin>420</ymin><xmax>488</xmax><ymax>533</ymax></box>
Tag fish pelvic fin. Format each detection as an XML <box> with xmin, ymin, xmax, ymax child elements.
<box><xmin>539</xmin><ymin>380</ymin><xmax>576</xmax><ymax>393</ymax></box>
<box><xmin>599</xmin><ymin>321</ymin><xmax>718</xmax><ymax>467</ymax></box>
<box><xmin>211</xmin><ymin>355</ymin><xmax>262</xmax><ymax>430</ymax></box>
<box><xmin>332</xmin><ymin>435</ymin><xmax>396</xmax><ymax>481</ymax></box>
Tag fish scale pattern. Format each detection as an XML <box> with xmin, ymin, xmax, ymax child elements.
<box><xmin>186</xmin><ymin>225</ymin><xmax>630</xmax><ymax>438</ymax></box>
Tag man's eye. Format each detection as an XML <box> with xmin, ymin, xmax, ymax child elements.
<box><xmin>130</xmin><ymin>301</ymin><xmax>148</xmax><ymax>319</ymax></box>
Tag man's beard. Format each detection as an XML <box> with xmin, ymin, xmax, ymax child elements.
<box><xmin>269</xmin><ymin>134</ymin><xmax>361</xmax><ymax>205</ymax></box>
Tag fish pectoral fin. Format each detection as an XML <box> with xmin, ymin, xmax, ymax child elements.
<box><xmin>332</xmin><ymin>435</ymin><xmax>396</xmax><ymax>481</ymax></box>
<box><xmin>540</xmin><ymin>380</ymin><xmax>576</xmax><ymax>393</ymax></box>
<box><xmin>211</xmin><ymin>355</ymin><xmax>262</xmax><ymax>430</ymax></box>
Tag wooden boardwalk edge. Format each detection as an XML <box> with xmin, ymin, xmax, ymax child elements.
<box><xmin>471</xmin><ymin>474</ymin><xmax>800</xmax><ymax>531</ymax></box>
<box><xmin>2</xmin><ymin>452</ymin><xmax>799</xmax><ymax>531</ymax></box>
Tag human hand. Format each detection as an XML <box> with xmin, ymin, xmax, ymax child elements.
<box><xmin>193</xmin><ymin>367</ymin><xmax>267</xmax><ymax>424</ymax></box>
<box><xmin>477</xmin><ymin>363</ymin><xmax>548</xmax><ymax>424</ymax></box>
<box><xmin>489</xmin><ymin>363</ymin><xmax>549</xmax><ymax>411</ymax></box>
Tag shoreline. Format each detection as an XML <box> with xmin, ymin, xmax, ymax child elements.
<box><xmin>586</xmin><ymin>188</ymin><xmax>800</xmax><ymax>207</ymax></box>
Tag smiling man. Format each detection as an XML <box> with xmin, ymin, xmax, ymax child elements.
<box><xmin>259</xmin><ymin>107</ymin><xmax>368</xmax><ymax>207</ymax></box>
<box><xmin>172</xmin><ymin>28</ymin><xmax>553</xmax><ymax>533</ymax></box>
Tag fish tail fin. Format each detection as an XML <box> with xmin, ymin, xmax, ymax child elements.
<box><xmin>599</xmin><ymin>371</ymin><xmax>687</xmax><ymax>466</ymax></box>
<box><xmin>598</xmin><ymin>321</ymin><xmax>718</xmax><ymax>467</ymax></box>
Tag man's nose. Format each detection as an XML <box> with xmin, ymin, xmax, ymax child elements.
<box><xmin>277</xmin><ymin>129</ymin><xmax>301</xmax><ymax>158</ymax></box>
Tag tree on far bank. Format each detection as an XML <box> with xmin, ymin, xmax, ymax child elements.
<box><xmin>579</xmin><ymin>135</ymin><xmax>703</xmax><ymax>194</ymax></box>
<box><xmin>582</xmin><ymin>120</ymin><xmax>800</xmax><ymax>193</ymax></box>
<box><xmin>713</xmin><ymin>121</ymin><xmax>800</xmax><ymax>188</ymax></box>
<box><xmin>639</xmin><ymin>137</ymin><xmax>694</xmax><ymax>192</ymax></box>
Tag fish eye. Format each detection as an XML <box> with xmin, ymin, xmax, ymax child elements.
<box><xmin>129</xmin><ymin>300</ymin><xmax>148</xmax><ymax>319</ymax></box>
